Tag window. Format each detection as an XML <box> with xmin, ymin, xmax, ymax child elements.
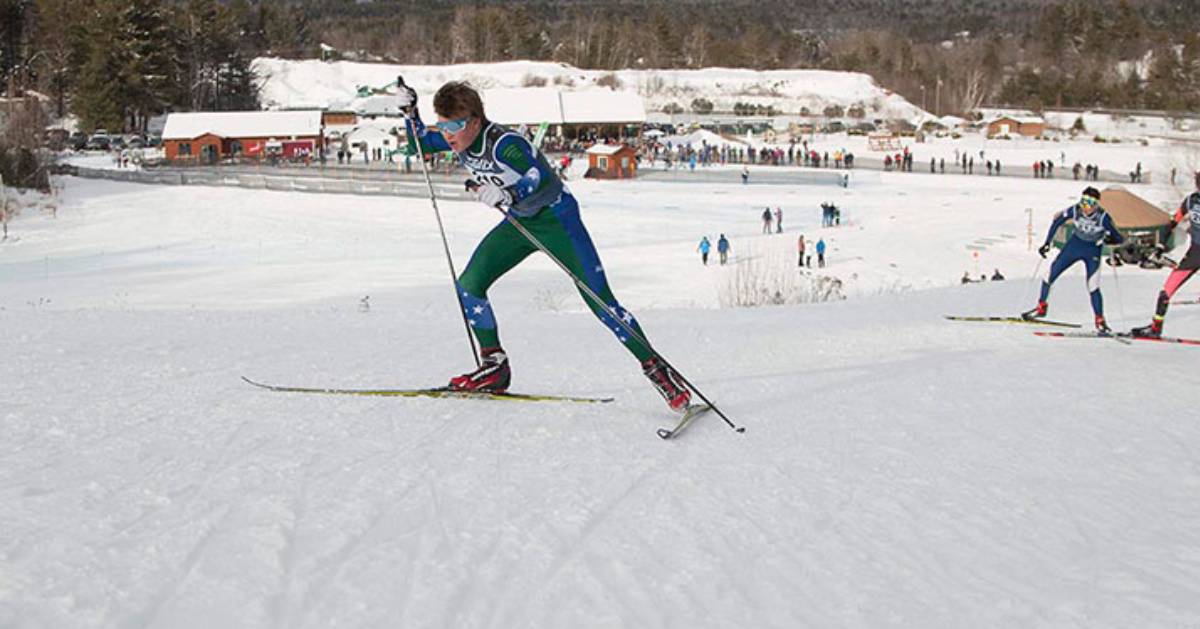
<box><xmin>230</xmin><ymin>140</ymin><xmax>243</xmax><ymax>155</ymax></box>
<box><xmin>598</xmin><ymin>156</ymin><xmax>608</xmax><ymax>170</ymax></box>
<box><xmin>178</xmin><ymin>142</ymin><xmax>191</xmax><ymax>156</ymax></box>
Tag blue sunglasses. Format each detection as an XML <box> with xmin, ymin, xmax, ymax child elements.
<box><xmin>436</xmin><ymin>116</ymin><xmax>471</xmax><ymax>134</ymax></box>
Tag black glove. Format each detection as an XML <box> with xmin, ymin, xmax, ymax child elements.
<box><xmin>1154</xmin><ymin>242</ymin><xmax>1167</xmax><ymax>255</ymax></box>
<box><xmin>1038</xmin><ymin>244</ymin><xmax>1050</xmax><ymax>258</ymax></box>
<box><xmin>395</xmin><ymin>76</ymin><xmax>417</xmax><ymax>116</ymax></box>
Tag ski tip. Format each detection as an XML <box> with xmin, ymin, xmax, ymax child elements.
<box><xmin>735</xmin><ymin>426</ymin><xmax>746</xmax><ymax>433</ymax></box>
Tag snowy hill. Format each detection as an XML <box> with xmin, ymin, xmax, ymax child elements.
<box><xmin>252</xmin><ymin>58</ymin><xmax>926</xmax><ymax>122</ymax></box>
<box><xmin>3</xmin><ymin>166</ymin><xmax>1200</xmax><ymax>627</ymax></box>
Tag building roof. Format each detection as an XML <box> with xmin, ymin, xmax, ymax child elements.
<box><xmin>344</xmin><ymin>124</ymin><xmax>397</xmax><ymax>144</ymax></box>
<box><xmin>988</xmin><ymin>114</ymin><xmax>1045</xmax><ymax>125</ymax></box>
<box><xmin>1100</xmin><ymin>187</ymin><xmax>1172</xmax><ymax>229</ymax></box>
<box><xmin>560</xmin><ymin>90</ymin><xmax>646</xmax><ymax>124</ymax></box>
<box><xmin>585</xmin><ymin>144</ymin><xmax>632</xmax><ymax>155</ymax></box>
<box><xmin>162</xmin><ymin>110</ymin><xmax>323</xmax><ymax>140</ymax></box>
<box><xmin>485</xmin><ymin>88</ymin><xmax>564</xmax><ymax>126</ymax></box>
<box><xmin>486</xmin><ymin>88</ymin><xmax>646</xmax><ymax>126</ymax></box>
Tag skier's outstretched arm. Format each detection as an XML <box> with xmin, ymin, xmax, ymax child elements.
<box><xmin>1102</xmin><ymin>213</ymin><xmax>1125</xmax><ymax>245</ymax></box>
<box><xmin>1043</xmin><ymin>208</ymin><xmax>1072</xmax><ymax>248</ymax></box>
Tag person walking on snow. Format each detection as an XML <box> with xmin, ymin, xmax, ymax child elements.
<box><xmin>797</xmin><ymin>234</ymin><xmax>807</xmax><ymax>268</ymax></box>
<box><xmin>1022</xmin><ymin>186</ymin><xmax>1124</xmax><ymax>333</ymax></box>
<box><xmin>774</xmin><ymin>207</ymin><xmax>783</xmax><ymax>233</ymax></box>
<box><xmin>718</xmin><ymin>234</ymin><xmax>731</xmax><ymax>265</ymax></box>
<box><xmin>816</xmin><ymin>238</ymin><xmax>827</xmax><ymax>268</ymax></box>
<box><xmin>1131</xmin><ymin>172</ymin><xmax>1200</xmax><ymax>338</ymax></box>
<box><xmin>401</xmin><ymin>81</ymin><xmax>692</xmax><ymax>411</ymax></box>
<box><xmin>697</xmin><ymin>236</ymin><xmax>712</xmax><ymax>266</ymax></box>
<box><xmin>762</xmin><ymin>207</ymin><xmax>773</xmax><ymax>234</ymax></box>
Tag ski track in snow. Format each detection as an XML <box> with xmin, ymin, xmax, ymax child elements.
<box><xmin>2</xmin><ymin>171</ymin><xmax>1200</xmax><ymax>628</ymax></box>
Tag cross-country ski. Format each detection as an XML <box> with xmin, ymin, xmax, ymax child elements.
<box><xmin>241</xmin><ymin>376</ymin><xmax>616</xmax><ymax>403</ymax></box>
<box><xmin>943</xmin><ymin>314</ymin><xmax>1081</xmax><ymax>327</ymax></box>
<box><xmin>1034</xmin><ymin>331</ymin><xmax>1200</xmax><ymax>346</ymax></box>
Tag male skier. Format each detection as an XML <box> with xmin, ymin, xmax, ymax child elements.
<box><xmin>1131</xmin><ymin>172</ymin><xmax>1200</xmax><ymax>338</ymax></box>
<box><xmin>400</xmin><ymin>81</ymin><xmax>692</xmax><ymax>411</ymax></box>
<box><xmin>1022</xmin><ymin>186</ymin><xmax>1124</xmax><ymax>332</ymax></box>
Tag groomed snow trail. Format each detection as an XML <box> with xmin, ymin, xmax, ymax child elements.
<box><xmin>2</xmin><ymin>176</ymin><xmax>1199</xmax><ymax>628</ymax></box>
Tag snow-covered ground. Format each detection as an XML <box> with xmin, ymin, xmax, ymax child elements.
<box><xmin>3</xmin><ymin>153</ymin><xmax>1200</xmax><ymax>627</ymax></box>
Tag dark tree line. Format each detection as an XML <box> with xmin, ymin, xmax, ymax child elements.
<box><xmin>307</xmin><ymin>0</ymin><xmax>1200</xmax><ymax>115</ymax></box>
<box><xmin>3</xmin><ymin>0</ymin><xmax>1200</xmax><ymax>135</ymax></box>
<box><xmin>1</xmin><ymin>0</ymin><xmax>313</xmax><ymax>133</ymax></box>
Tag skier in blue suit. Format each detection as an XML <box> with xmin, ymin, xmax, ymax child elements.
<box><xmin>1022</xmin><ymin>186</ymin><xmax>1124</xmax><ymax>332</ymax></box>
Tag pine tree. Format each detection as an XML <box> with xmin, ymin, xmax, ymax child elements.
<box><xmin>176</xmin><ymin>0</ymin><xmax>259</xmax><ymax>111</ymax></box>
<box><xmin>122</xmin><ymin>0</ymin><xmax>178</xmax><ymax>130</ymax></box>
<box><xmin>32</xmin><ymin>0</ymin><xmax>79</xmax><ymax>116</ymax></box>
<box><xmin>74</xmin><ymin>0</ymin><xmax>131</xmax><ymax>131</ymax></box>
<box><xmin>0</xmin><ymin>0</ymin><xmax>32</xmax><ymax>91</ymax></box>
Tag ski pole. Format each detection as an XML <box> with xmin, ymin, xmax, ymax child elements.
<box><xmin>468</xmin><ymin>185</ymin><xmax>743</xmax><ymax>434</ymax></box>
<box><xmin>399</xmin><ymin>76</ymin><xmax>480</xmax><ymax>368</ymax></box>
<box><xmin>1108</xmin><ymin>253</ymin><xmax>1128</xmax><ymax>328</ymax></box>
<box><xmin>1019</xmin><ymin>255</ymin><xmax>1044</xmax><ymax>310</ymax></box>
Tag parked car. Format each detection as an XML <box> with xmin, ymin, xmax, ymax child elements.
<box><xmin>68</xmin><ymin>131</ymin><xmax>88</xmax><ymax>151</ymax></box>
<box><xmin>110</xmin><ymin>136</ymin><xmax>127</xmax><ymax>151</ymax></box>
<box><xmin>85</xmin><ymin>135</ymin><xmax>111</xmax><ymax>151</ymax></box>
<box><xmin>126</xmin><ymin>136</ymin><xmax>146</xmax><ymax>149</ymax></box>
<box><xmin>147</xmin><ymin>135</ymin><xmax>162</xmax><ymax>148</ymax></box>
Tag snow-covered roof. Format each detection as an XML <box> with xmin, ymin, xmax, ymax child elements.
<box><xmin>484</xmin><ymin>87</ymin><xmax>645</xmax><ymax>125</ymax></box>
<box><xmin>346</xmin><ymin>94</ymin><xmax>407</xmax><ymax>117</ymax></box>
<box><xmin>987</xmin><ymin>114</ymin><xmax>1045</xmax><ymax>125</ymax></box>
<box><xmin>344</xmin><ymin>125</ymin><xmax>397</xmax><ymax>143</ymax></box>
<box><xmin>560</xmin><ymin>90</ymin><xmax>646</xmax><ymax>124</ymax></box>
<box><xmin>484</xmin><ymin>88</ymin><xmax>564</xmax><ymax>126</ymax></box>
<box><xmin>162</xmin><ymin>111</ymin><xmax>323</xmax><ymax>140</ymax></box>
<box><xmin>585</xmin><ymin>144</ymin><xmax>630</xmax><ymax>155</ymax></box>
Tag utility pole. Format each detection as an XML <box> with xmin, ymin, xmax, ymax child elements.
<box><xmin>1027</xmin><ymin>208</ymin><xmax>1034</xmax><ymax>251</ymax></box>
<box><xmin>935</xmin><ymin>76</ymin><xmax>943</xmax><ymax>116</ymax></box>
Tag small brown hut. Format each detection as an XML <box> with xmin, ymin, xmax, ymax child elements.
<box><xmin>584</xmin><ymin>144</ymin><xmax>638</xmax><ymax>179</ymax></box>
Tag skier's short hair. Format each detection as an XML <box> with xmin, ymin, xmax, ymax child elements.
<box><xmin>1082</xmin><ymin>186</ymin><xmax>1101</xmax><ymax>200</ymax></box>
<box><xmin>434</xmin><ymin>82</ymin><xmax>485</xmax><ymax>120</ymax></box>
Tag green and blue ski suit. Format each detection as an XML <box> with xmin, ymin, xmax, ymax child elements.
<box><xmin>406</xmin><ymin>115</ymin><xmax>653</xmax><ymax>362</ymax></box>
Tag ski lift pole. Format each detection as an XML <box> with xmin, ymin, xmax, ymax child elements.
<box><xmin>398</xmin><ymin>76</ymin><xmax>480</xmax><ymax>367</ymax></box>
<box><xmin>469</xmin><ymin>183</ymin><xmax>743</xmax><ymax>434</ymax></box>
